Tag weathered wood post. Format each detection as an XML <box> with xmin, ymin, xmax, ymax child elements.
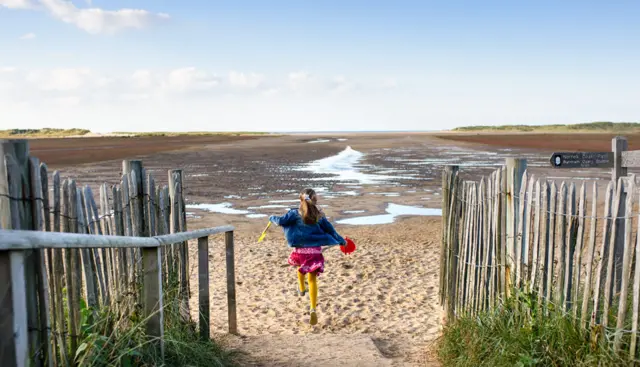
<box><xmin>169</xmin><ymin>169</ymin><xmax>189</xmax><ymax>318</ymax></box>
<box><xmin>198</xmin><ymin>236</ymin><xmax>210</xmax><ymax>340</ymax></box>
<box><xmin>612</xmin><ymin>136</ymin><xmax>628</xmax><ymax>295</ymax></box>
<box><xmin>505</xmin><ymin>158</ymin><xmax>527</xmax><ymax>296</ymax></box>
<box><xmin>497</xmin><ymin>168</ymin><xmax>506</xmax><ymax>301</ymax></box>
<box><xmin>225</xmin><ymin>231</ymin><xmax>238</xmax><ymax>334</ymax></box>
<box><xmin>142</xmin><ymin>245</ymin><xmax>164</xmax><ymax>360</ymax></box>
<box><xmin>614</xmin><ymin>177</ymin><xmax>635</xmax><ymax>352</ymax></box>
<box><xmin>123</xmin><ymin>160</ymin><xmax>145</xmax><ymax>236</ymax></box>
<box><xmin>125</xmin><ymin>160</ymin><xmax>146</xmax><ymax>305</ymax></box>
<box><xmin>0</xmin><ymin>140</ymin><xmax>30</xmax><ymax>367</ymax></box>
<box><xmin>446</xmin><ymin>171</ymin><xmax>460</xmax><ymax>319</ymax></box>
<box><xmin>29</xmin><ymin>157</ymin><xmax>53</xmax><ymax>367</ymax></box>
<box><xmin>440</xmin><ymin>166</ymin><xmax>458</xmax><ymax>306</ymax></box>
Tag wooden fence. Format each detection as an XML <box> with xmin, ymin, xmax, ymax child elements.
<box><xmin>0</xmin><ymin>140</ymin><xmax>237</xmax><ymax>367</ymax></box>
<box><xmin>440</xmin><ymin>159</ymin><xmax>640</xmax><ymax>362</ymax></box>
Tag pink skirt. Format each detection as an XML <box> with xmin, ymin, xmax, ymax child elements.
<box><xmin>288</xmin><ymin>247</ymin><xmax>324</xmax><ymax>275</ymax></box>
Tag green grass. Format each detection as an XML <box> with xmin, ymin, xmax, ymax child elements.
<box><xmin>437</xmin><ymin>290</ymin><xmax>629</xmax><ymax>367</ymax></box>
<box><xmin>452</xmin><ymin>121</ymin><xmax>640</xmax><ymax>133</ymax></box>
<box><xmin>71</xmin><ymin>283</ymin><xmax>238</xmax><ymax>367</ymax></box>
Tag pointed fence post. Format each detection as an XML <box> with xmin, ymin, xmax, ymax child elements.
<box><xmin>612</xmin><ymin>136</ymin><xmax>628</xmax><ymax>294</ymax></box>
<box><xmin>0</xmin><ymin>140</ymin><xmax>30</xmax><ymax>367</ymax></box>
<box><xmin>505</xmin><ymin>158</ymin><xmax>527</xmax><ymax>296</ymax></box>
<box><xmin>441</xmin><ymin>166</ymin><xmax>459</xmax><ymax>306</ymax></box>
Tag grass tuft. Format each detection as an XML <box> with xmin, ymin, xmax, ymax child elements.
<box><xmin>437</xmin><ymin>290</ymin><xmax>628</xmax><ymax>367</ymax></box>
<box><xmin>72</xmin><ymin>283</ymin><xmax>237</xmax><ymax>366</ymax></box>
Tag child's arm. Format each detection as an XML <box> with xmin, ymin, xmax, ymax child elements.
<box><xmin>269</xmin><ymin>209</ymin><xmax>297</xmax><ymax>227</ymax></box>
<box><xmin>319</xmin><ymin>216</ymin><xmax>346</xmax><ymax>245</ymax></box>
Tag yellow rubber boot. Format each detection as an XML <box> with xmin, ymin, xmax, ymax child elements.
<box><xmin>308</xmin><ymin>272</ymin><xmax>318</xmax><ymax>325</ymax></box>
<box><xmin>297</xmin><ymin>269</ymin><xmax>306</xmax><ymax>295</ymax></box>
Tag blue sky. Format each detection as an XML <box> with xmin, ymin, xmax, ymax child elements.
<box><xmin>1</xmin><ymin>0</ymin><xmax>639</xmax><ymax>132</ymax></box>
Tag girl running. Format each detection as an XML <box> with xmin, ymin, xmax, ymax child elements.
<box><xmin>269</xmin><ymin>188</ymin><xmax>346</xmax><ymax>325</ymax></box>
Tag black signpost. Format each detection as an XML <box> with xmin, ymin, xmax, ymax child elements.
<box><xmin>549</xmin><ymin>152</ymin><xmax>614</xmax><ymax>169</ymax></box>
<box><xmin>549</xmin><ymin>136</ymin><xmax>634</xmax><ymax>181</ymax></box>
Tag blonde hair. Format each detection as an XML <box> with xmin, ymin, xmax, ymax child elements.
<box><xmin>299</xmin><ymin>188</ymin><xmax>322</xmax><ymax>224</ymax></box>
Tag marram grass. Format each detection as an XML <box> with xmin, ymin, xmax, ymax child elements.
<box><xmin>70</xmin><ymin>283</ymin><xmax>238</xmax><ymax>367</ymax></box>
<box><xmin>437</xmin><ymin>290</ymin><xmax>629</xmax><ymax>367</ymax></box>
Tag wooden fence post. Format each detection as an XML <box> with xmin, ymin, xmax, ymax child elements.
<box><xmin>603</xmin><ymin>178</ymin><xmax>624</xmax><ymax>328</ymax></box>
<box><xmin>198</xmin><ymin>236</ymin><xmax>210</xmax><ymax>340</ymax></box>
<box><xmin>142</xmin><ymin>246</ymin><xmax>164</xmax><ymax>361</ymax></box>
<box><xmin>446</xmin><ymin>173</ymin><xmax>460</xmax><ymax>319</ymax></box>
<box><xmin>123</xmin><ymin>160</ymin><xmax>145</xmax><ymax>233</ymax></box>
<box><xmin>440</xmin><ymin>166</ymin><xmax>458</xmax><ymax>306</ymax></box>
<box><xmin>4</xmin><ymin>142</ymin><xmax>43</xmax><ymax>365</ymax></box>
<box><xmin>169</xmin><ymin>169</ymin><xmax>189</xmax><ymax>314</ymax></box>
<box><xmin>614</xmin><ymin>177</ymin><xmax>635</xmax><ymax>352</ymax></box>
<box><xmin>29</xmin><ymin>157</ymin><xmax>53</xmax><ymax>367</ymax></box>
<box><xmin>497</xmin><ymin>168</ymin><xmax>506</xmax><ymax>301</ymax></box>
<box><xmin>225</xmin><ymin>231</ymin><xmax>238</xmax><ymax>334</ymax></box>
<box><xmin>0</xmin><ymin>251</ymin><xmax>29</xmax><ymax>367</ymax></box>
<box><xmin>612</xmin><ymin>136</ymin><xmax>628</xmax><ymax>295</ymax></box>
<box><xmin>0</xmin><ymin>139</ymin><xmax>30</xmax><ymax>367</ymax></box>
<box><xmin>505</xmin><ymin>158</ymin><xmax>527</xmax><ymax>296</ymax></box>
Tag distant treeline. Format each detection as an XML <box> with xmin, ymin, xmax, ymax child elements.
<box><xmin>0</xmin><ymin>128</ymin><xmax>91</xmax><ymax>138</ymax></box>
<box><xmin>0</xmin><ymin>128</ymin><xmax>272</xmax><ymax>138</ymax></box>
<box><xmin>110</xmin><ymin>131</ymin><xmax>271</xmax><ymax>137</ymax></box>
<box><xmin>453</xmin><ymin>121</ymin><xmax>640</xmax><ymax>132</ymax></box>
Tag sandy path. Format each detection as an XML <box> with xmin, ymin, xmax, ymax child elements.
<box><xmin>185</xmin><ymin>217</ymin><xmax>443</xmax><ymax>366</ymax></box>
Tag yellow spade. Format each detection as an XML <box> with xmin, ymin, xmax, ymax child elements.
<box><xmin>257</xmin><ymin>221</ymin><xmax>272</xmax><ymax>242</ymax></box>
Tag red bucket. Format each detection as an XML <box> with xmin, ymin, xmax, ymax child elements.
<box><xmin>340</xmin><ymin>237</ymin><xmax>356</xmax><ymax>255</ymax></box>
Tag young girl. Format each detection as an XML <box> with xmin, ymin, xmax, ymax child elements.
<box><xmin>269</xmin><ymin>188</ymin><xmax>346</xmax><ymax>325</ymax></box>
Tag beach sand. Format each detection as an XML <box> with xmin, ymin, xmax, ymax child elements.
<box><xmin>186</xmin><ymin>216</ymin><xmax>443</xmax><ymax>366</ymax></box>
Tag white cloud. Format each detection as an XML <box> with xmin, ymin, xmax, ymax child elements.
<box><xmin>0</xmin><ymin>67</ymin><xmax>406</xmax><ymax>128</ymax></box>
<box><xmin>26</xmin><ymin>68</ymin><xmax>94</xmax><ymax>91</ymax></box>
<box><xmin>130</xmin><ymin>70</ymin><xmax>153</xmax><ymax>90</ymax></box>
<box><xmin>263</xmin><ymin>88</ymin><xmax>279</xmax><ymax>96</ymax></box>
<box><xmin>19</xmin><ymin>32</ymin><xmax>36</xmax><ymax>40</ymax></box>
<box><xmin>288</xmin><ymin>71</ymin><xmax>313</xmax><ymax>91</ymax></box>
<box><xmin>1</xmin><ymin>0</ymin><xmax>168</xmax><ymax>34</ymax></box>
<box><xmin>164</xmin><ymin>67</ymin><xmax>220</xmax><ymax>93</ymax></box>
<box><xmin>41</xmin><ymin>0</ymin><xmax>169</xmax><ymax>34</ymax></box>
<box><xmin>382</xmin><ymin>77</ymin><xmax>398</xmax><ymax>89</ymax></box>
<box><xmin>0</xmin><ymin>0</ymin><xmax>33</xmax><ymax>9</ymax></box>
<box><xmin>228</xmin><ymin>71</ymin><xmax>264</xmax><ymax>89</ymax></box>
<box><xmin>3</xmin><ymin>67</ymin><xmax>639</xmax><ymax>133</ymax></box>
<box><xmin>119</xmin><ymin>93</ymin><xmax>150</xmax><ymax>102</ymax></box>
<box><xmin>329</xmin><ymin>75</ymin><xmax>356</xmax><ymax>94</ymax></box>
<box><xmin>49</xmin><ymin>95</ymin><xmax>81</xmax><ymax>107</ymax></box>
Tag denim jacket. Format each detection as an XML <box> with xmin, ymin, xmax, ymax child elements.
<box><xmin>269</xmin><ymin>209</ymin><xmax>346</xmax><ymax>248</ymax></box>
